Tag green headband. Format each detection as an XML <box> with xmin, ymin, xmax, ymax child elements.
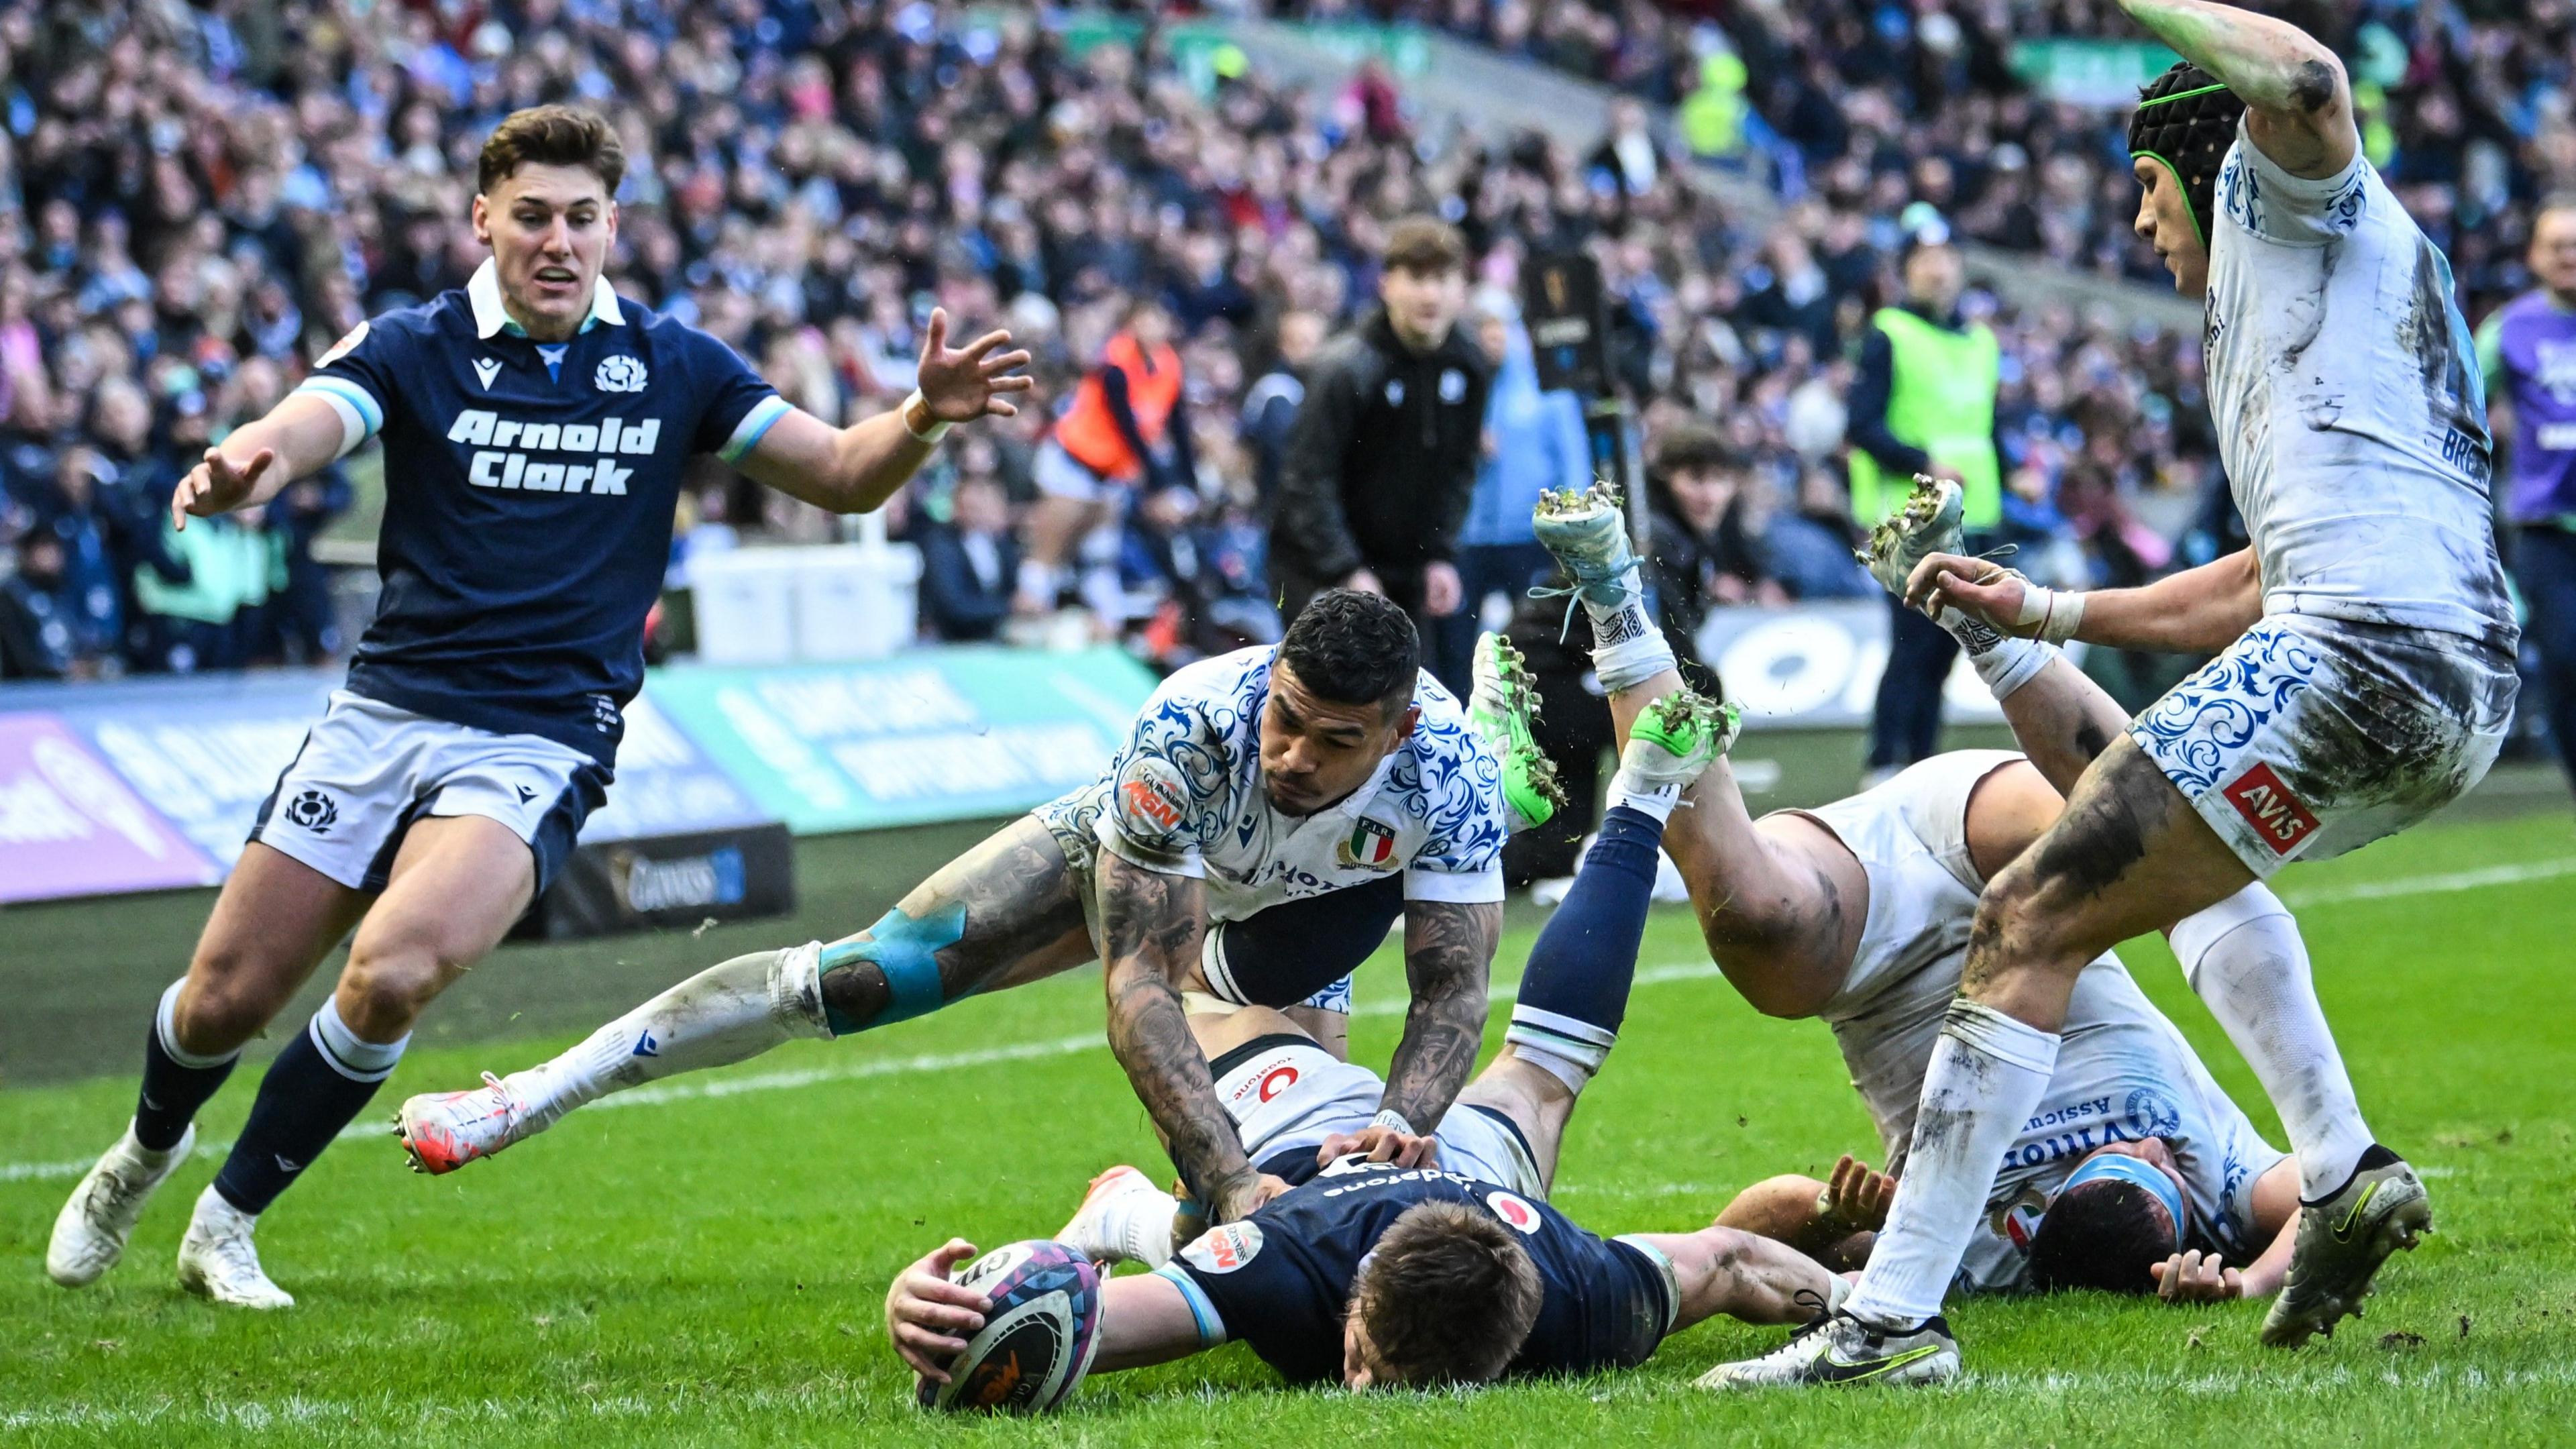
<box><xmin>2130</xmin><ymin>150</ymin><xmax>2206</xmax><ymax>250</ymax></box>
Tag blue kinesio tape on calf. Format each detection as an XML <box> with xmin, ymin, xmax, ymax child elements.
<box><xmin>818</xmin><ymin>902</ymin><xmax>967</xmax><ymax>1034</ymax></box>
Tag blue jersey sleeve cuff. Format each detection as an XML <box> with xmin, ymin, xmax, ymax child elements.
<box><xmin>1150</xmin><ymin>1263</ymin><xmax>1228</xmax><ymax>1349</ymax></box>
<box><xmin>295</xmin><ymin>376</ymin><xmax>384</xmax><ymax>459</ymax></box>
<box><xmin>717</xmin><ymin>394</ymin><xmax>793</xmax><ymax>464</ymax></box>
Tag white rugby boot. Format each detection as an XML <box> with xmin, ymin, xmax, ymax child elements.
<box><xmin>2262</xmin><ymin>1146</ymin><xmax>2432</xmax><ymax>1347</ymax></box>
<box><xmin>1858</xmin><ymin>474</ymin><xmax>1966</xmax><ymax>596</ymax></box>
<box><xmin>1696</xmin><ymin>1309</ymin><xmax>1960</xmax><ymax>1389</ymax></box>
<box><xmin>46</xmin><ymin>1121</ymin><xmax>197</xmax><ymax>1287</ymax></box>
<box><xmin>1055</xmin><ymin>1165</ymin><xmax>1182</xmax><ymax>1269</ymax></box>
<box><xmin>175</xmin><ymin>1184</ymin><xmax>294</xmax><ymax>1309</ymax></box>
<box><xmin>394</xmin><ymin>1072</ymin><xmax>534</xmax><ymax>1175</ymax></box>
<box><xmin>1530</xmin><ymin>483</ymin><xmax>1643</xmax><ymax>611</ymax></box>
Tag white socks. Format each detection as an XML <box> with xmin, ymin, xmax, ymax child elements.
<box><xmin>2169</xmin><ymin>885</ymin><xmax>2371</xmax><ymax>1201</ymax></box>
<box><xmin>1843</xmin><ymin>1000</ymin><xmax>2059</xmax><ymax>1326</ymax></box>
<box><xmin>504</xmin><ymin>945</ymin><xmax>833</xmax><ymax>1132</ymax></box>
<box><xmin>1605</xmin><ymin>776</ymin><xmax>1680</xmax><ymax>824</ymax></box>
<box><xmin>311</xmin><ymin>996</ymin><xmax>408</xmax><ymax>1083</ymax></box>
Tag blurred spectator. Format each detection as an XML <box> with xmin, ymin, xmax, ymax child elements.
<box><xmin>0</xmin><ymin>532</ymin><xmax>80</xmax><ymax>679</ymax></box>
<box><xmin>1644</xmin><ymin>423</ymin><xmax>1779</xmax><ymax>689</ymax></box>
<box><xmin>1273</xmin><ymin>217</ymin><xmax>1491</xmax><ymax>642</ymax></box>
<box><xmin>1444</xmin><ymin>294</ymin><xmax>1591</xmax><ymax>691</ymax></box>
<box><xmin>2479</xmin><ymin>195</ymin><xmax>2576</xmax><ymax>798</ymax></box>
<box><xmin>1848</xmin><ymin>224</ymin><xmax>2005</xmax><ymax>778</ymax></box>
<box><xmin>1024</xmin><ymin>297</ymin><xmax>1192</xmax><ymax>615</ymax></box>
<box><xmin>920</xmin><ymin>473</ymin><xmax>1020</xmax><ymax>643</ymax></box>
<box><xmin>1240</xmin><ymin>310</ymin><xmax>1326</xmax><ymax>511</ymax></box>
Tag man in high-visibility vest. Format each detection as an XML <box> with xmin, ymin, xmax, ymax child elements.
<box><xmin>1021</xmin><ymin>296</ymin><xmax>1193</xmax><ymax>614</ymax></box>
<box><xmin>1846</xmin><ymin>221</ymin><xmax>2008</xmax><ymax>778</ymax></box>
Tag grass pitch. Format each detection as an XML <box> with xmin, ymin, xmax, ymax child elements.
<box><xmin>4</xmin><ymin>810</ymin><xmax>2574</xmax><ymax>1446</ymax></box>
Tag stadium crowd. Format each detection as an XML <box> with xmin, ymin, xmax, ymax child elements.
<box><xmin>1320</xmin><ymin>0</ymin><xmax>2571</xmax><ymax>314</ymax></box>
<box><xmin>0</xmin><ymin>0</ymin><xmax>2350</xmax><ymax>698</ymax></box>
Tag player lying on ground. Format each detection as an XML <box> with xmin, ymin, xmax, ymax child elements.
<box><xmin>399</xmin><ymin>590</ymin><xmax>1564</xmax><ymax>1224</ymax></box>
<box><xmin>1706</xmin><ymin>0</ymin><xmax>2520</xmax><ymax>1384</ymax></box>
<box><xmin>46</xmin><ymin>106</ymin><xmax>1031</xmax><ymax>1308</ymax></box>
<box><xmin>1525</xmin><ymin>481</ymin><xmax>2346</xmax><ymax>1381</ymax></box>
<box><xmin>888</xmin><ymin>693</ymin><xmax>1850</xmax><ymax>1391</ymax></box>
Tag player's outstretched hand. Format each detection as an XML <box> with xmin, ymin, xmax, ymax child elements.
<box><xmin>884</xmin><ymin>1238</ymin><xmax>994</xmax><ymax>1383</ymax></box>
<box><xmin>914</xmin><ymin>307</ymin><xmax>1034</xmax><ymax>423</ymax></box>
<box><xmin>2151</xmin><ymin>1249</ymin><xmax>2245</xmax><ymax>1303</ymax></box>
<box><xmin>1902</xmin><ymin>551</ymin><xmax>2026</xmax><ymax>629</ymax></box>
<box><xmin>1818</xmin><ymin>1153</ymin><xmax>1897</xmax><ymax>1232</ymax></box>
<box><xmin>169</xmin><ymin>445</ymin><xmax>277</xmax><ymax>531</ymax></box>
<box><xmin>1317</xmin><ymin>1125</ymin><xmax>1440</xmax><ymax>1171</ymax></box>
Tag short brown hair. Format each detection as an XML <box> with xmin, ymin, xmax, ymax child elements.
<box><xmin>1352</xmin><ymin>1202</ymin><xmax>1542</xmax><ymax>1386</ymax></box>
<box><xmin>478</xmin><ymin>105</ymin><xmax>625</xmax><ymax>197</ymax></box>
<box><xmin>1382</xmin><ymin>215</ymin><xmax>1466</xmax><ymax>277</ymax></box>
<box><xmin>1652</xmin><ymin>421</ymin><xmax>1747</xmax><ymax>480</ymax></box>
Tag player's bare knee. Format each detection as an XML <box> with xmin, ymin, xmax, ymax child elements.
<box><xmin>337</xmin><ymin>941</ymin><xmax>457</xmax><ymax>1033</ymax></box>
<box><xmin>170</xmin><ymin>970</ymin><xmax>277</xmax><ymax>1057</ymax></box>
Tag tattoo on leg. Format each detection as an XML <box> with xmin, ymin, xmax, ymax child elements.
<box><xmin>816</xmin><ymin>824</ymin><xmax>1081</xmax><ymax>1033</ymax></box>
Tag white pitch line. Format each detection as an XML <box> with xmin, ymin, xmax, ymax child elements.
<box><xmin>8</xmin><ymin>1362</ymin><xmax>2573</xmax><ymax>1430</ymax></box>
<box><xmin>2279</xmin><ymin>856</ymin><xmax>2576</xmax><ymax>906</ymax></box>
<box><xmin>1</xmin><ymin>847</ymin><xmax>2561</xmax><ymax>1185</ymax></box>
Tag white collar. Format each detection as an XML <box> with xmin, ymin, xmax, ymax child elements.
<box><xmin>466</xmin><ymin>258</ymin><xmax>625</xmax><ymax>339</ymax></box>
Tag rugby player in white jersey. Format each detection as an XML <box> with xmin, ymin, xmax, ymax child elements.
<box><xmin>398</xmin><ymin>590</ymin><xmax>1540</xmax><ymax>1227</ymax></box>
<box><xmin>1699</xmin><ymin>1</ymin><xmax>2517</xmax><ymax>1382</ymax></box>
<box><xmin>1527</xmin><ymin>462</ymin><xmax>2436</xmax><ymax>1380</ymax></box>
<box><xmin>44</xmin><ymin>107</ymin><xmax>1032</xmax><ymax>1308</ymax></box>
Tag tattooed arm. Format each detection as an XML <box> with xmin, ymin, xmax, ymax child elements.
<box><xmin>1377</xmin><ymin>897</ymin><xmax>1503</xmax><ymax>1136</ymax></box>
<box><xmin>1095</xmin><ymin>851</ymin><xmax>1275</xmax><ymax>1222</ymax></box>
<box><xmin>2118</xmin><ymin>0</ymin><xmax>2353</xmax><ymax>177</ymax></box>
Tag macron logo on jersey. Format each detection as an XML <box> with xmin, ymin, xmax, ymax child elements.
<box><xmin>444</xmin><ymin>409</ymin><xmax>659</xmax><ymax>495</ymax></box>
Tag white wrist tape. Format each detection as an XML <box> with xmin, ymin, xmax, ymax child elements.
<box><xmin>1369</xmin><ymin>1110</ymin><xmax>1416</xmax><ymax>1136</ymax></box>
<box><xmin>2012</xmin><ymin>583</ymin><xmax>2086</xmax><ymax>645</ymax></box>
<box><xmin>900</xmin><ymin>390</ymin><xmax>952</xmax><ymax>444</ymax></box>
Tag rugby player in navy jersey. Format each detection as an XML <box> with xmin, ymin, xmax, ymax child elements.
<box><xmin>45</xmin><ymin>105</ymin><xmax>1030</xmax><ymax>1308</ymax></box>
<box><xmin>885</xmin><ymin>691</ymin><xmax>1853</xmax><ymax>1391</ymax></box>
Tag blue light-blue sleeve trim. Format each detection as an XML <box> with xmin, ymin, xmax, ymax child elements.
<box><xmin>294</xmin><ymin>377</ymin><xmax>384</xmax><ymax>455</ymax></box>
<box><xmin>718</xmin><ymin>395</ymin><xmax>793</xmax><ymax>464</ymax></box>
<box><xmin>1150</xmin><ymin>1263</ymin><xmax>1228</xmax><ymax>1348</ymax></box>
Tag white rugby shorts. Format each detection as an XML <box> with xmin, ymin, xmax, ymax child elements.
<box><xmin>1211</xmin><ymin>1034</ymin><xmax>1545</xmax><ymax>1197</ymax></box>
<box><xmin>250</xmin><ymin>690</ymin><xmax>609</xmax><ymax>893</ymax></box>
<box><xmin>2129</xmin><ymin>614</ymin><xmax>2513</xmax><ymax>875</ymax></box>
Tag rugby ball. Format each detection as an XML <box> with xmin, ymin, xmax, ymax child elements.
<box><xmin>914</xmin><ymin>1240</ymin><xmax>1104</xmax><ymax>1414</ymax></box>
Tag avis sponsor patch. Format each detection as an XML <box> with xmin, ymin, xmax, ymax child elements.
<box><xmin>1181</xmin><ymin>1222</ymin><xmax>1263</xmax><ymax>1274</ymax></box>
<box><xmin>2220</xmin><ymin>761</ymin><xmax>2318</xmax><ymax>855</ymax></box>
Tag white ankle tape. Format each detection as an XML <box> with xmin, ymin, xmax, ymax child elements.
<box><xmin>1936</xmin><ymin>608</ymin><xmax>2054</xmax><ymax>700</ymax></box>
<box><xmin>1606</xmin><ymin>782</ymin><xmax>1679</xmax><ymax>824</ymax></box>
<box><xmin>1592</xmin><ymin>630</ymin><xmax>1675</xmax><ymax>694</ymax></box>
<box><xmin>773</xmin><ymin>943</ymin><xmax>834</xmax><ymax>1038</ymax></box>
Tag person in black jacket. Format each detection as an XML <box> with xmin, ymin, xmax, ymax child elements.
<box><xmin>1272</xmin><ymin>217</ymin><xmax>1493</xmax><ymax>641</ymax></box>
<box><xmin>918</xmin><ymin>472</ymin><xmax>1020</xmax><ymax>643</ymax></box>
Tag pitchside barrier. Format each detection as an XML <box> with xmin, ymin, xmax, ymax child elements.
<box><xmin>0</xmin><ymin>610</ymin><xmax>2021</xmax><ymax>924</ymax></box>
<box><xmin>0</xmin><ymin>646</ymin><xmax>1163</xmax><ymax>937</ymax></box>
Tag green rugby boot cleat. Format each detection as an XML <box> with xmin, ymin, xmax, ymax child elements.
<box><xmin>1618</xmin><ymin>689</ymin><xmax>1741</xmax><ymax>797</ymax></box>
<box><xmin>1467</xmin><ymin>631</ymin><xmax>1565</xmax><ymax>830</ymax></box>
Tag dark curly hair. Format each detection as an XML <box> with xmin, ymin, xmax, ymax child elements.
<box><xmin>2127</xmin><ymin>62</ymin><xmax>2248</xmax><ymax>247</ymax></box>
<box><xmin>1279</xmin><ymin>588</ymin><xmax>1419</xmax><ymax>712</ymax></box>
<box><xmin>2025</xmin><ymin>1179</ymin><xmax>2179</xmax><ymax>1294</ymax></box>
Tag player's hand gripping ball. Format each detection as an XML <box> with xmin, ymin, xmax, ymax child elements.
<box><xmin>914</xmin><ymin>1240</ymin><xmax>1104</xmax><ymax>1413</ymax></box>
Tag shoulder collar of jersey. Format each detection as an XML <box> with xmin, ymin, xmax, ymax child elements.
<box><xmin>466</xmin><ymin>259</ymin><xmax>625</xmax><ymax>339</ymax></box>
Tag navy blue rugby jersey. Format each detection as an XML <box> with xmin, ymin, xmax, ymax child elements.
<box><xmin>1154</xmin><ymin>1159</ymin><xmax>1672</xmax><ymax>1385</ymax></box>
<box><xmin>293</xmin><ymin>261</ymin><xmax>789</xmax><ymax>764</ymax></box>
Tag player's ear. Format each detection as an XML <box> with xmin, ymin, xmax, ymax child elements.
<box><xmin>470</xmin><ymin>193</ymin><xmax>492</xmax><ymax>246</ymax></box>
<box><xmin>1388</xmin><ymin>700</ymin><xmax>1420</xmax><ymax>747</ymax></box>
